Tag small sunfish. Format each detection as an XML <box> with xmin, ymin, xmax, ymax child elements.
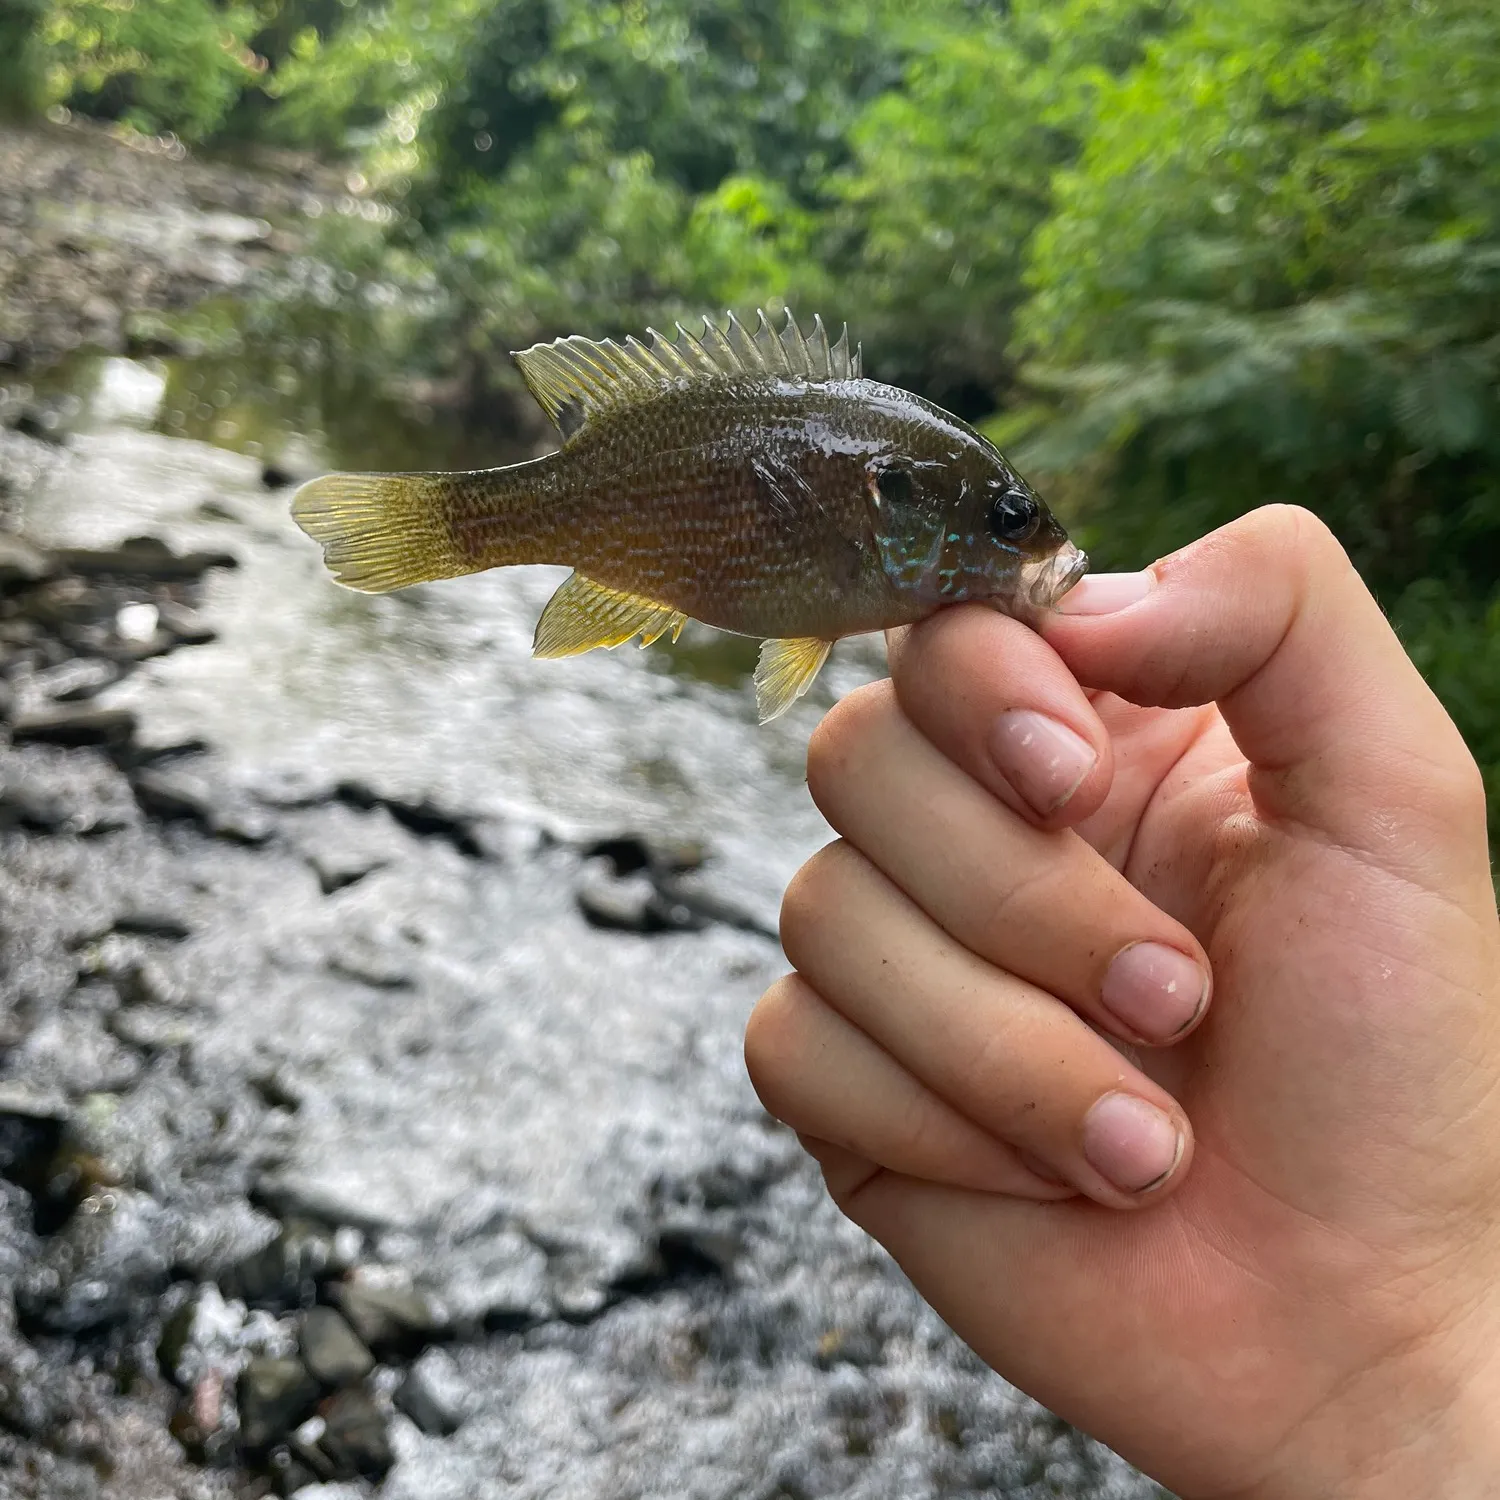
<box><xmin>291</xmin><ymin>310</ymin><xmax>1087</xmax><ymax>721</ymax></box>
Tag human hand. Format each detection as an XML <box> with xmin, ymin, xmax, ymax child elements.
<box><xmin>746</xmin><ymin>506</ymin><xmax>1500</xmax><ymax>1498</ymax></box>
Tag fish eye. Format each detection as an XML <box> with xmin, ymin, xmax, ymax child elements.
<box><xmin>988</xmin><ymin>487</ymin><xmax>1040</xmax><ymax>544</ymax></box>
<box><xmin>872</xmin><ymin>464</ymin><xmax>915</xmax><ymax>510</ymax></box>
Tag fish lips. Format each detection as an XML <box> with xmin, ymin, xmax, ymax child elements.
<box><xmin>1023</xmin><ymin>542</ymin><xmax>1089</xmax><ymax>612</ymax></box>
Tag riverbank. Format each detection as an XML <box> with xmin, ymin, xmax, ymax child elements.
<box><xmin>0</xmin><ymin>123</ymin><xmax>1163</xmax><ymax>1500</ymax></box>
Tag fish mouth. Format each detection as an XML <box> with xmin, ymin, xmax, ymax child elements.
<box><xmin>1024</xmin><ymin>542</ymin><xmax>1089</xmax><ymax>611</ymax></box>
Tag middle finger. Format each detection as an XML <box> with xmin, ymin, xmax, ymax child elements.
<box><xmin>806</xmin><ymin>681</ymin><xmax>1212</xmax><ymax>1048</ymax></box>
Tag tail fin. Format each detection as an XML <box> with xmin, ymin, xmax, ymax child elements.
<box><xmin>291</xmin><ymin>472</ymin><xmax>477</xmax><ymax>593</ymax></box>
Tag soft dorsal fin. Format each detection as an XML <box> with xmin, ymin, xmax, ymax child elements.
<box><xmin>512</xmin><ymin>310</ymin><xmax>862</xmax><ymax>442</ymax></box>
<box><xmin>532</xmin><ymin>571</ymin><xmax>686</xmax><ymax>658</ymax></box>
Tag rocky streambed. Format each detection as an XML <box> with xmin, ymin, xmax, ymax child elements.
<box><xmin>0</xmin><ymin>125</ymin><xmax>1164</xmax><ymax>1500</ymax></box>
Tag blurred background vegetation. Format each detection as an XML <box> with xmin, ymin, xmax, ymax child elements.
<box><xmin>5</xmin><ymin>0</ymin><xmax>1499</xmax><ymax>837</ymax></box>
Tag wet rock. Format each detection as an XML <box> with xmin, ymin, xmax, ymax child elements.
<box><xmin>306</xmin><ymin>846</ymin><xmax>386</xmax><ymax>896</ymax></box>
<box><xmin>108</xmin><ymin>1004</ymin><xmax>192</xmax><ymax>1051</ymax></box>
<box><xmin>331</xmin><ymin>1280</ymin><xmax>443</xmax><ymax>1358</ymax></box>
<box><xmin>112</xmin><ymin>909</ymin><xmax>193</xmax><ymax>941</ymax></box>
<box><xmin>131</xmin><ymin>766</ymin><xmax>274</xmax><ymax>844</ymax></box>
<box><xmin>287</xmin><ymin>1414</ymin><xmax>338</xmax><ymax>1481</ymax></box>
<box><xmin>0</xmin><ymin>532</ymin><xmax>54</xmax><ymax>586</ymax></box>
<box><xmin>53</xmin><ymin>534</ymin><xmax>237</xmax><ymax>581</ymax></box>
<box><xmin>237</xmin><ymin>1357</ymin><xmax>319</xmax><ymax>1452</ymax></box>
<box><xmin>0</xmin><ymin>777</ymin><xmax>72</xmax><ymax>831</ymax></box>
<box><xmin>18</xmin><ymin>1189</ymin><xmax>173</xmax><ymax>1335</ymax></box>
<box><xmin>267</xmin><ymin>1447</ymin><xmax>325</xmax><ymax>1495</ymax></box>
<box><xmin>333</xmin><ymin>781</ymin><xmax>484</xmax><ymax>859</ymax></box>
<box><xmin>157</xmin><ymin>1281</ymin><xmax>294</xmax><ymax>1398</ymax></box>
<box><xmin>155</xmin><ymin>598</ymin><xmax>215</xmax><ymax>646</ymax></box>
<box><xmin>0</xmin><ymin>1083</ymin><xmax>69</xmax><ymax>1192</ymax></box>
<box><xmin>575</xmin><ymin>837</ymin><xmax>774</xmax><ymax>937</ymax></box>
<box><xmin>576</xmin><ymin>858</ymin><xmax>701</xmax><ymax>934</ymax></box>
<box><xmin>613</xmin><ymin>1225</ymin><xmax>739</xmax><ymax>1296</ymax></box>
<box><xmin>36</xmin><ymin>656</ymin><xmax>123</xmax><ymax>702</ymax></box>
<box><xmin>316</xmin><ymin>1388</ymin><xmax>393</xmax><ymax>1480</ymax></box>
<box><xmin>299</xmin><ymin>1307</ymin><xmax>373</xmax><ymax>1387</ymax></box>
<box><xmin>224</xmin><ymin>1225</ymin><xmax>338</xmax><ymax>1314</ymax></box>
<box><xmin>0</xmin><ymin>677</ymin><xmax>11</xmax><ymax>722</ymax></box>
<box><xmin>393</xmin><ymin>1348</ymin><xmax>466</xmax><ymax>1436</ymax></box>
<box><xmin>9</xmin><ymin>702</ymin><xmax>136</xmax><ymax>747</ymax></box>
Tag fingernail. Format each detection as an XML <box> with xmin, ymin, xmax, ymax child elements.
<box><xmin>989</xmin><ymin>710</ymin><xmax>1096</xmax><ymax>816</ymax></box>
<box><xmin>1055</xmin><ymin>571</ymin><xmax>1155</xmax><ymax>615</ymax></box>
<box><xmin>1101</xmin><ymin>942</ymin><xmax>1209</xmax><ymax>1043</ymax></box>
<box><xmin>1082</xmin><ymin>1092</ymin><xmax>1184</xmax><ymax>1194</ymax></box>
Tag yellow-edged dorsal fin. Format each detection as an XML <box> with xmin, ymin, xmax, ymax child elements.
<box><xmin>512</xmin><ymin>311</ymin><xmax>862</xmax><ymax>443</ymax></box>
<box><xmin>754</xmin><ymin>636</ymin><xmax>833</xmax><ymax>723</ymax></box>
<box><xmin>532</xmin><ymin>571</ymin><xmax>686</xmax><ymax>658</ymax></box>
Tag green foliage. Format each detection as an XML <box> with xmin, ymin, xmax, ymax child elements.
<box><xmin>35</xmin><ymin>0</ymin><xmax>262</xmax><ymax>140</ymax></box>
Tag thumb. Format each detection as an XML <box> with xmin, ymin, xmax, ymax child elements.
<box><xmin>1041</xmin><ymin>505</ymin><xmax>1488</xmax><ymax>892</ymax></box>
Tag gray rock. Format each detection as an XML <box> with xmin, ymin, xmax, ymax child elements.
<box><xmin>331</xmin><ymin>1281</ymin><xmax>442</xmax><ymax>1357</ymax></box>
<box><xmin>19</xmin><ymin>1190</ymin><xmax>172</xmax><ymax>1335</ymax></box>
<box><xmin>112</xmin><ymin>910</ymin><xmax>192</xmax><ymax>942</ymax></box>
<box><xmin>393</xmin><ymin>1348</ymin><xmax>466</xmax><ymax>1437</ymax></box>
<box><xmin>316</xmin><ymin>1388</ymin><xmax>392</xmax><ymax>1479</ymax></box>
<box><xmin>52</xmin><ymin>535</ymin><xmax>237</xmax><ymax>581</ymax></box>
<box><xmin>224</xmin><ymin>1226</ymin><xmax>335</xmax><ymax>1313</ymax></box>
<box><xmin>299</xmin><ymin>1307</ymin><xmax>373</xmax><ymax>1387</ymax></box>
<box><xmin>0</xmin><ymin>1084</ymin><xmax>68</xmax><ymax>1190</ymax></box>
<box><xmin>0</xmin><ymin>533</ymin><xmax>54</xmax><ymax>587</ymax></box>
<box><xmin>9</xmin><ymin>703</ymin><xmax>136</xmax><ymax>747</ymax></box>
<box><xmin>236</xmin><ymin>1357</ymin><xmax>319</xmax><ymax>1451</ymax></box>
<box><xmin>131</xmin><ymin>767</ymin><xmax>273</xmax><ymax>844</ymax></box>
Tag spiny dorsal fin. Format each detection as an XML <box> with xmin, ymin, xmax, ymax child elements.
<box><xmin>532</xmin><ymin>571</ymin><xmax>686</xmax><ymax>658</ymax></box>
<box><xmin>512</xmin><ymin>310</ymin><xmax>862</xmax><ymax>442</ymax></box>
<box><xmin>754</xmin><ymin>636</ymin><xmax>833</xmax><ymax>723</ymax></box>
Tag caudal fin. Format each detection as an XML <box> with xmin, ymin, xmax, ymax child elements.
<box><xmin>291</xmin><ymin>472</ymin><xmax>477</xmax><ymax>593</ymax></box>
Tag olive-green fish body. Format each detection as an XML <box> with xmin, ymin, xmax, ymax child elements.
<box><xmin>292</xmin><ymin>311</ymin><xmax>1086</xmax><ymax>721</ymax></box>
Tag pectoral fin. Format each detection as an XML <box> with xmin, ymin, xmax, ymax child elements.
<box><xmin>533</xmin><ymin>572</ymin><xmax>686</xmax><ymax>658</ymax></box>
<box><xmin>754</xmin><ymin>637</ymin><xmax>833</xmax><ymax>723</ymax></box>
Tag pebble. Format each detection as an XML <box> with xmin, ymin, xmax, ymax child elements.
<box><xmin>53</xmin><ymin>535</ymin><xmax>237</xmax><ymax>581</ymax></box>
<box><xmin>9</xmin><ymin>704</ymin><xmax>136</xmax><ymax>747</ymax></box>
<box><xmin>0</xmin><ymin>533</ymin><xmax>54</xmax><ymax>587</ymax></box>
<box><xmin>316</xmin><ymin>1388</ymin><xmax>393</xmax><ymax>1479</ymax></box>
<box><xmin>299</xmin><ymin>1307</ymin><xmax>373</xmax><ymax>1387</ymax></box>
<box><xmin>236</xmin><ymin>1357</ymin><xmax>319</xmax><ymax>1451</ymax></box>
<box><xmin>331</xmin><ymin>1280</ymin><xmax>442</xmax><ymax>1358</ymax></box>
<box><xmin>393</xmin><ymin>1348</ymin><xmax>466</xmax><ymax>1436</ymax></box>
<box><xmin>131</xmin><ymin>766</ymin><xmax>274</xmax><ymax>844</ymax></box>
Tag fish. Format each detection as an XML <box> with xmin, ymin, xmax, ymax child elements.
<box><xmin>291</xmin><ymin>309</ymin><xmax>1087</xmax><ymax>722</ymax></box>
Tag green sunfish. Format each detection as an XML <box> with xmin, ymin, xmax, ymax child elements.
<box><xmin>291</xmin><ymin>310</ymin><xmax>1087</xmax><ymax>722</ymax></box>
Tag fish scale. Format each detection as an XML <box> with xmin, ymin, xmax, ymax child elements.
<box><xmin>291</xmin><ymin>310</ymin><xmax>1086</xmax><ymax>722</ymax></box>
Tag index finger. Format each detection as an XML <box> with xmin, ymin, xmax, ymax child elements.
<box><xmin>885</xmin><ymin>608</ymin><xmax>1116</xmax><ymax>830</ymax></box>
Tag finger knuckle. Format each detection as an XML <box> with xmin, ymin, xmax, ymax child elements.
<box><xmin>778</xmin><ymin>840</ymin><xmax>851</xmax><ymax>964</ymax></box>
<box><xmin>1245</xmin><ymin>503</ymin><xmax>1351</xmax><ymax>576</ymax></box>
<box><xmin>805</xmin><ymin>681</ymin><xmax>893</xmax><ymax>811</ymax></box>
<box><xmin>743</xmin><ymin>977</ymin><xmax>809</xmax><ymax>1106</ymax></box>
<box><xmin>1424</xmin><ymin>747</ymin><xmax>1489</xmax><ymax>833</ymax></box>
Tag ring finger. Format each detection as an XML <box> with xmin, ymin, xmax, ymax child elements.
<box><xmin>777</xmin><ymin>840</ymin><xmax>1194</xmax><ymax>1208</ymax></box>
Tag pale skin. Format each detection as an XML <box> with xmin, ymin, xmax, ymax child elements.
<box><xmin>744</xmin><ymin>506</ymin><xmax>1500</xmax><ymax>1498</ymax></box>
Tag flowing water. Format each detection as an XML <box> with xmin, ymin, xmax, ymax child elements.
<box><xmin>0</xmin><ymin>233</ymin><xmax>1163</xmax><ymax>1495</ymax></box>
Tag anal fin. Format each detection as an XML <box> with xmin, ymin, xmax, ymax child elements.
<box><xmin>533</xmin><ymin>571</ymin><xmax>686</xmax><ymax>658</ymax></box>
<box><xmin>754</xmin><ymin>637</ymin><xmax>833</xmax><ymax>723</ymax></box>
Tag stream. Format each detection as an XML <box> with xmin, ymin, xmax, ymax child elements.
<box><xmin>0</xmin><ymin>122</ymin><xmax>1162</xmax><ymax>1500</ymax></box>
